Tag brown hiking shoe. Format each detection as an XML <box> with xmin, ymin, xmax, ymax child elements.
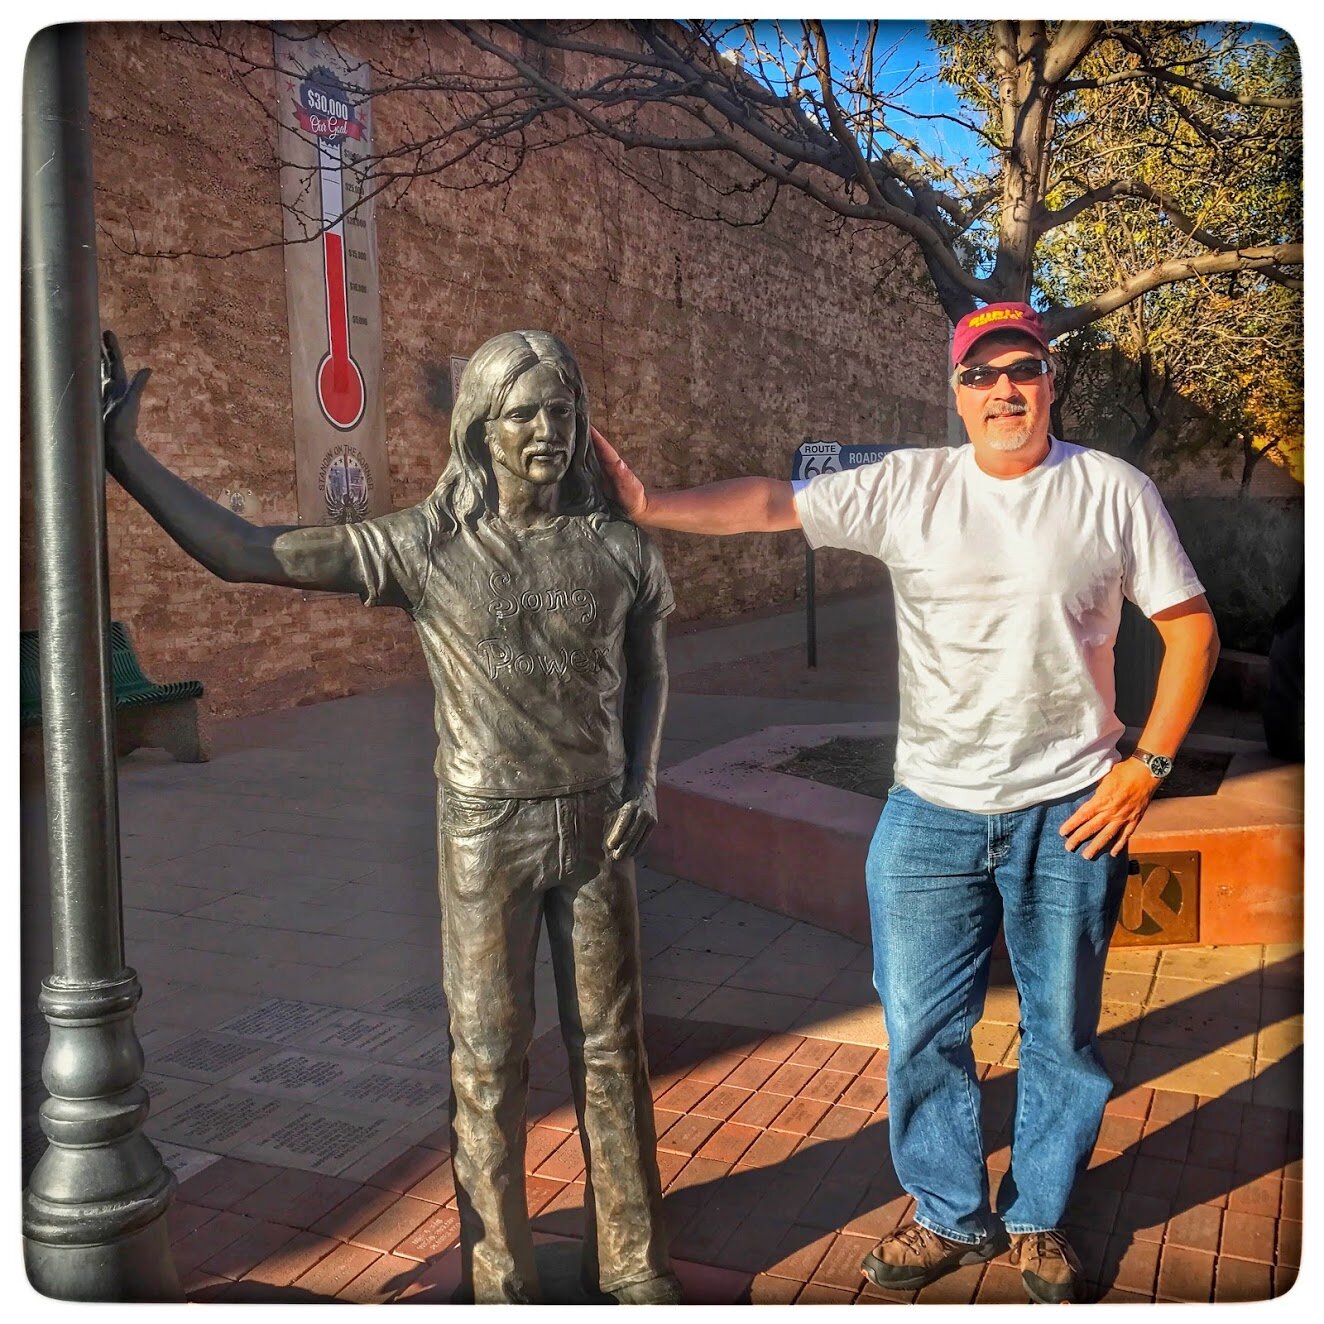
<box><xmin>1009</xmin><ymin>1229</ymin><xmax>1083</xmax><ymax>1304</ymax></box>
<box><xmin>860</xmin><ymin>1221</ymin><xmax>1006</xmax><ymax>1292</ymax></box>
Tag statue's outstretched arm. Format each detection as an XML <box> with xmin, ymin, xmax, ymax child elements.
<box><xmin>101</xmin><ymin>331</ymin><xmax>361</xmax><ymax>594</ymax></box>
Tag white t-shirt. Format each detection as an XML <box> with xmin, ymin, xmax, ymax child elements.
<box><xmin>794</xmin><ymin>438</ymin><xmax>1204</xmax><ymax>813</ymax></box>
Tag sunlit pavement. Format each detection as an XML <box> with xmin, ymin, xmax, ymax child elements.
<box><xmin>19</xmin><ymin>591</ymin><xmax>1301</xmax><ymax>1303</ymax></box>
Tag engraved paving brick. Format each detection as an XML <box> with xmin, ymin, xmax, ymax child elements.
<box><xmin>349</xmin><ymin>1195</ymin><xmax>438</xmax><ymax>1254</ymax></box>
<box><xmin>333</xmin><ymin>1062</ymin><xmax>449</xmax><ymax>1120</ymax></box>
<box><xmin>810</xmin><ymin>1105</ymin><xmax>872</xmax><ymax>1141</ymax></box>
<box><xmin>142</xmin><ymin>1072</ymin><xmax>209</xmax><ymax>1114</ymax></box>
<box><xmin>789</xmin><ymin>1038</ymin><xmax>838</xmax><ymax>1070</ymax></box>
<box><xmin>1117</xmin><ymin>1192</ymin><xmax>1171</xmax><ymax>1244</ymax></box>
<box><xmin>729</xmin><ymin>1091</ymin><xmax>789</xmax><ymax>1129</ymax></box>
<box><xmin>735</xmin><ymin>1128</ymin><xmax>801</xmax><ymax>1170</ymax></box>
<box><xmin>768</xmin><ymin>1097</ymin><xmax>831</xmax><ymax>1136</ymax></box>
<box><xmin>800</xmin><ymin>1067</ymin><xmax>855</xmax><ymax>1104</ymax></box>
<box><xmin>241</xmin><ymin>1105</ymin><xmax>407</xmax><ymax>1176</ymax></box>
<box><xmin>200</xmin><ymin>1218</ymin><xmax>299</xmax><ymax>1281</ymax></box>
<box><xmin>658</xmin><ymin>1113</ymin><xmax>722</xmax><ymax>1156</ymax></box>
<box><xmin>762</xmin><ymin>1062</ymin><xmax>815</xmax><ymax>1096</ymax></box>
<box><xmin>655</xmin><ymin>1076</ymin><xmax>713</xmax><ymax>1113</ymax></box>
<box><xmin>643</xmin><ymin>1149</ymin><xmax>685</xmax><ymax>1196</ymax></box>
<box><xmin>1215</xmin><ymin>1256</ymin><xmax>1273</xmax><ymax>1303</ymax></box>
<box><xmin>696</xmin><ymin>1122</ymin><xmax>759</xmax><ymax>1166</ymax></box>
<box><xmin>178</xmin><ymin>1156</ymin><xmax>287</xmax><ymax>1210</ymax></box>
<box><xmin>1227</xmin><ymin>1173</ymin><xmax>1282</xmax><ymax>1219</ymax></box>
<box><xmin>524</xmin><ymin>1175</ymin><xmax>565</xmax><ymax>1217</ymax></box>
<box><xmin>1221</xmin><ymin>1210</ymin><xmax>1276</xmax><ymax>1263</ymax></box>
<box><xmin>233</xmin><ymin>1169</ymin><xmax>361</xmax><ymax>1228</ymax></box>
<box><xmin>225</xmin><ymin>1049</ymin><xmax>361</xmax><ymax>1102</ymax></box>
<box><xmin>797</xmin><ymin>1282</ymin><xmax>857</xmax><ymax>1303</ymax></box>
<box><xmin>366</xmin><ymin>1145</ymin><xmax>448</xmax><ymax>1196</ymax></box>
<box><xmin>1166</xmin><ymin>1203</ymin><xmax>1222</xmax><ymax>1253</ymax></box>
<box><xmin>764</xmin><ymin>1226</ymin><xmax>834</xmax><ymax>1282</ymax></box>
<box><xmin>244</xmin><ymin>1230</ymin><xmax>340</xmax><ymax>1287</ymax></box>
<box><xmin>369</xmin><ymin>980</ymin><xmax>447</xmax><ymax>1023</ymax></box>
<box><xmin>721</xmin><ymin>1055</ymin><xmax>778</xmax><ymax>1091</ymax></box>
<box><xmin>691</xmin><ymin>1084</ymin><xmax>752</xmax><ymax>1121</ymax></box>
<box><xmin>1157</xmin><ymin>1243</ymin><xmax>1215</xmax><ymax>1303</ymax></box>
<box><xmin>531</xmin><ymin>1180</ymin><xmax>587</xmax><ymax>1238</ymax></box>
<box><xmin>1107</xmin><ymin>1234</ymin><xmax>1160</xmax><ymax>1296</ymax></box>
<box><xmin>168</xmin><ymin>1201</ymin><xmax>221</xmax><ymax>1243</ymax></box>
<box><xmin>838</xmin><ymin>1075</ymin><xmax>887</xmax><ymax>1113</ymax></box>
<box><xmin>524</xmin><ymin>1126</ymin><xmax>568</xmax><ymax>1173</ymax></box>
<box><xmin>749</xmin><ymin>1271</ymin><xmax>802</xmax><ymax>1304</ymax></box>
<box><xmin>172</xmin><ymin>1211</ymin><xmax>261</xmax><ymax>1274</ymax></box>
<box><xmin>809</xmin><ymin>1231</ymin><xmax>875</xmax><ymax>1290</ymax></box>
<box><xmin>751</xmin><ymin>1033</ymin><xmax>805</xmax><ymax>1064</ymax></box>
<box><xmin>688</xmin><ymin>1050</ymin><xmax>745</xmax><ymax>1084</ymax></box>
<box><xmin>293</xmin><ymin>1240</ymin><xmax>382</xmax><ymax>1298</ymax></box>
<box><xmin>395</xmin><ymin>1206</ymin><xmax>462</xmax><ymax>1262</ymax></box>
<box><xmin>151</xmin><ymin>1086</ymin><xmax>290</xmax><ymax>1152</ymax></box>
<box><xmin>301</xmin><ymin>1011</ymin><xmax>422</xmax><ymax>1060</ymax></box>
<box><xmin>405</xmin><ymin>1157</ymin><xmax>456</xmax><ymax>1206</ymax></box>
<box><xmin>312</xmin><ymin>1185</ymin><xmax>399</xmax><ymax>1241</ymax></box>
<box><xmin>537</xmin><ymin>1134</ymin><xmax>587</xmax><ymax>1182</ymax></box>
<box><xmin>338</xmin><ymin>1250</ymin><xmax>422</xmax><ymax>1303</ymax></box>
<box><xmin>716</xmin><ymin>1216</ymin><xmax>795</xmax><ymax>1275</ymax></box>
<box><xmin>915</xmin><ymin>1257</ymin><xmax>985</xmax><ymax>1305</ymax></box>
<box><xmin>217</xmin><ymin>999</ymin><xmax>341</xmax><ymax>1046</ymax></box>
<box><xmin>150</xmin><ymin>1032</ymin><xmax>279</xmax><ymax>1084</ymax></box>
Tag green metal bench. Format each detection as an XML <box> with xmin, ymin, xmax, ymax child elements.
<box><xmin>21</xmin><ymin>621</ymin><xmax>207</xmax><ymax>763</ymax></box>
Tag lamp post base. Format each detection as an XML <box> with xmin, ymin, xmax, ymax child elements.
<box><xmin>23</xmin><ymin>1205</ymin><xmax>181</xmax><ymax>1303</ymax></box>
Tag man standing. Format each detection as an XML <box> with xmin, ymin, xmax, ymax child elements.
<box><xmin>592</xmin><ymin>302</ymin><xmax>1219</xmax><ymax>1304</ymax></box>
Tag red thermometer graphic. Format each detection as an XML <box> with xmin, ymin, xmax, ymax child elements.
<box><xmin>300</xmin><ymin>70</ymin><xmax>366</xmax><ymax>431</ymax></box>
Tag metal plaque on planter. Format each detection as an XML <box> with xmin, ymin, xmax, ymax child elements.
<box><xmin>1113</xmin><ymin>851</ymin><xmax>1200</xmax><ymax>946</ymax></box>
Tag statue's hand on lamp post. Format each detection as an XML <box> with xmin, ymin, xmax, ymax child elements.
<box><xmin>100</xmin><ymin>329</ymin><xmax>149</xmax><ymax>476</ymax></box>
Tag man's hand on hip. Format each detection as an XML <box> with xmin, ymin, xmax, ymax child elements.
<box><xmin>1059</xmin><ymin>759</ymin><xmax>1161</xmax><ymax>859</ymax></box>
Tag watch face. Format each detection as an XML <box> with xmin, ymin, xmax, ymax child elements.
<box><xmin>1149</xmin><ymin>755</ymin><xmax>1174</xmax><ymax>778</ymax></box>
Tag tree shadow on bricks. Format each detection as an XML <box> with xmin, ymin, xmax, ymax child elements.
<box><xmin>537</xmin><ymin>954</ymin><xmax>1302</xmax><ymax>1303</ymax></box>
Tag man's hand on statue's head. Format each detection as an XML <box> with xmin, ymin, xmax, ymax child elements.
<box><xmin>100</xmin><ymin>330</ymin><xmax>150</xmax><ymax>458</ymax></box>
<box><xmin>605</xmin><ymin>780</ymin><xmax>658</xmax><ymax>861</ymax></box>
<box><xmin>591</xmin><ymin>426</ymin><xmax>648</xmax><ymax>522</ymax></box>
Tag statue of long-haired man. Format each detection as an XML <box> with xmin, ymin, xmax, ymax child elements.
<box><xmin>102</xmin><ymin>328</ymin><xmax>680</xmax><ymax>1305</ymax></box>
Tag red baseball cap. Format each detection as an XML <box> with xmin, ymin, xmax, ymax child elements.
<box><xmin>951</xmin><ymin>301</ymin><xmax>1050</xmax><ymax>367</ymax></box>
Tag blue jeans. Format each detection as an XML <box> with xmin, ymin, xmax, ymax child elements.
<box><xmin>866</xmin><ymin>783</ymin><xmax>1128</xmax><ymax>1242</ymax></box>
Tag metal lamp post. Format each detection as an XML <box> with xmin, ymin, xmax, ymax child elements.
<box><xmin>22</xmin><ymin>24</ymin><xmax>181</xmax><ymax>1300</ymax></box>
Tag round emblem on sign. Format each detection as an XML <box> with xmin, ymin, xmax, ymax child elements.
<box><xmin>319</xmin><ymin>444</ymin><xmax>373</xmax><ymax>523</ymax></box>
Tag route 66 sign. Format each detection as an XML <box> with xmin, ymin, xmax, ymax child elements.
<box><xmin>793</xmin><ymin>439</ymin><xmax>904</xmax><ymax>481</ymax></box>
<box><xmin>793</xmin><ymin>440</ymin><xmax>842</xmax><ymax>480</ymax></box>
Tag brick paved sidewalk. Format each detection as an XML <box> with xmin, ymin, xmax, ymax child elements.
<box><xmin>167</xmin><ymin>1004</ymin><xmax>1301</xmax><ymax>1305</ymax></box>
<box><xmin>20</xmin><ymin>595</ymin><xmax>1303</xmax><ymax>1305</ymax></box>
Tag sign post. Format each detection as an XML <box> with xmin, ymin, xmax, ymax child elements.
<box><xmin>791</xmin><ymin>439</ymin><xmax>905</xmax><ymax>670</ymax></box>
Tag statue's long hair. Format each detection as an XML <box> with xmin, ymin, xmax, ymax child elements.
<box><xmin>432</xmin><ymin>330</ymin><xmax>616</xmax><ymax>533</ymax></box>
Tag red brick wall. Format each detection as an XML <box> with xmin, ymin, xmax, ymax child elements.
<box><xmin>20</xmin><ymin>22</ymin><xmax>950</xmax><ymax>721</ymax></box>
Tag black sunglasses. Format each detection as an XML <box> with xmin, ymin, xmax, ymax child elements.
<box><xmin>956</xmin><ymin>358</ymin><xmax>1050</xmax><ymax>390</ymax></box>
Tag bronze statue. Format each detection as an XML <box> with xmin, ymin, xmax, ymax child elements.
<box><xmin>102</xmin><ymin>329</ymin><xmax>680</xmax><ymax>1305</ymax></box>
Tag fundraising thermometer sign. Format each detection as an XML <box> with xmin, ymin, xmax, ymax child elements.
<box><xmin>276</xmin><ymin>31</ymin><xmax>391</xmax><ymax>525</ymax></box>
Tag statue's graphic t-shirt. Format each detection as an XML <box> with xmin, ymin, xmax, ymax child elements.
<box><xmin>344</xmin><ymin>500</ymin><xmax>673</xmax><ymax>797</ymax></box>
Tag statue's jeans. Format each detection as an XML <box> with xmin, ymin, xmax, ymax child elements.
<box><xmin>438</xmin><ymin>778</ymin><xmax>673</xmax><ymax>1303</ymax></box>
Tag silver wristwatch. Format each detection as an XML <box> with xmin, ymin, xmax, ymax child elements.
<box><xmin>1132</xmin><ymin>748</ymin><xmax>1174</xmax><ymax>780</ymax></box>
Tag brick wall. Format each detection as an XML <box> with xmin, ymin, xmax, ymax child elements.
<box><xmin>20</xmin><ymin>22</ymin><xmax>951</xmax><ymax>721</ymax></box>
